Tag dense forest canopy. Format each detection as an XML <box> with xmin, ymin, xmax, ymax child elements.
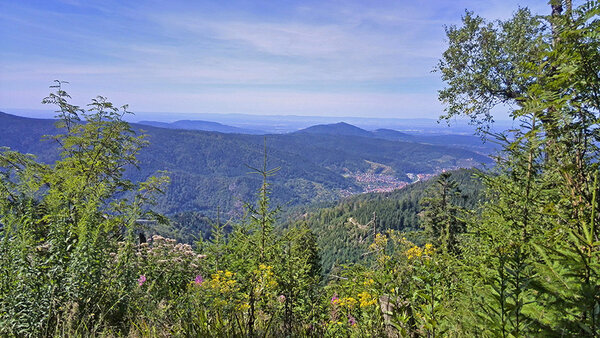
<box><xmin>0</xmin><ymin>111</ymin><xmax>490</xmax><ymax>218</ymax></box>
<box><xmin>0</xmin><ymin>1</ymin><xmax>599</xmax><ymax>336</ymax></box>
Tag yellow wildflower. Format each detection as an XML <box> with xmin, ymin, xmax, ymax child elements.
<box><xmin>338</xmin><ymin>297</ymin><xmax>358</xmax><ymax>308</ymax></box>
<box><xmin>377</xmin><ymin>254</ymin><xmax>391</xmax><ymax>264</ymax></box>
<box><xmin>423</xmin><ymin>243</ymin><xmax>435</xmax><ymax>256</ymax></box>
<box><xmin>259</xmin><ymin>264</ymin><xmax>273</xmax><ymax>271</ymax></box>
<box><xmin>405</xmin><ymin>245</ymin><xmax>423</xmax><ymax>259</ymax></box>
<box><xmin>358</xmin><ymin>291</ymin><xmax>377</xmax><ymax>307</ymax></box>
<box><xmin>369</xmin><ymin>233</ymin><xmax>388</xmax><ymax>251</ymax></box>
<box><xmin>236</xmin><ymin>303</ymin><xmax>250</xmax><ymax>311</ymax></box>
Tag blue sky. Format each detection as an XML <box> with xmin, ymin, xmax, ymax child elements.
<box><xmin>1</xmin><ymin>0</ymin><xmax>551</xmax><ymax>119</ymax></box>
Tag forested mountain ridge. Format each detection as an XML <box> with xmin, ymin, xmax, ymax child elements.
<box><xmin>138</xmin><ymin>119</ymin><xmax>265</xmax><ymax>134</ymax></box>
<box><xmin>296</xmin><ymin>122</ymin><xmax>373</xmax><ymax>137</ymax></box>
<box><xmin>288</xmin><ymin>168</ymin><xmax>483</xmax><ymax>274</ymax></box>
<box><xmin>0</xmin><ymin>111</ymin><xmax>491</xmax><ymax>217</ymax></box>
<box><xmin>297</xmin><ymin>121</ymin><xmax>498</xmax><ymax>153</ymax></box>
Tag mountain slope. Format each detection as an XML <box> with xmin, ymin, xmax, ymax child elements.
<box><xmin>0</xmin><ymin>112</ymin><xmax>491</xmax><ymax>218</ymax></box>
<box><xmin>296</xmin><ymin>122</ymin><xmax>498</xmax><ymax>153</ymax></box>
<box><xmin>288</xmin><ymin>169</ymin><xmax>484</xmax><ymax>274</ymax></box>
<box><xmin>296</xmin><ymin>122</ymin><xmax>373</xmax><ymax>137</ymax></box>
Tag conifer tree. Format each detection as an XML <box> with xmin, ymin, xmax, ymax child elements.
<box><xmin>420</xmin><ymin>172</ymin><xmax>466</xmax><ymax>255</ymax></box>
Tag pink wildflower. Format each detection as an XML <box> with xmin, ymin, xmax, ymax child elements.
<box><xmin>194</xmin><ymin>274</ymin><xmax>204</xmax><ymax>285</ymax></box>
<box><xmin>138</xmin><ymin>275</ymin><xmax>146</xmax><ymax>286</ymax></box>
<box><xmin>331</xmin><ymin>294</ymin><xmax>339</xmax><ymax>304</ymax></box>
<box><xmin>278</xmin><ymin>295</ymin><xmax>286</xmax><ymax>303</ymax></box>
<box><xmin>348</xmin><ymin>315</ymin><xmax>357</xmax><ymax>326</ymax></box>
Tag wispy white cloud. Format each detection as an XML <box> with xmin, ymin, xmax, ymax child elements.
<box><xmin>0</xmin><ymin>0</ymin><xmax>557</xmax><ymax>118</ymax></box>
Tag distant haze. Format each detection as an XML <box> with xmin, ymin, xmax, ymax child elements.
<box><xmin>0</xmin><ymin>108</ymin><xmax>515</xmax><ymax>135</ymax></box>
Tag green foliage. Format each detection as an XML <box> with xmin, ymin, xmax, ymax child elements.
<box><xmin>317</xmin><ymin>2</ymin><xmax>600</xmax><ymax>336</ymax></box>
<box><xmin>0</xmin><ymin>81</ymin><xmax>168</xmax><ymax>335</ymax></box>
<box><xmin>0</xmin><ymin>84</ymin><xmax>327</xmax><ymax>336</ymax></box>
<box><xmin>435</xmin><ymin>1</ymin><xmax>600</xmax><ymax>335</ymax></box>
<box><xmin>437</xmin><ymin>7</ymin><xmax>545</xmax><ymax>129</ymax></box>
<box><xmin>140</xmin><ymin>151</ymin><xmax>326</xmax><ymax>337</ymax></box>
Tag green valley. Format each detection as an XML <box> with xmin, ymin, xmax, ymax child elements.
<box><xmin>0</xmin><ymin>111</ymin><xmax>491</xmax><ymax>219</ymax></box>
